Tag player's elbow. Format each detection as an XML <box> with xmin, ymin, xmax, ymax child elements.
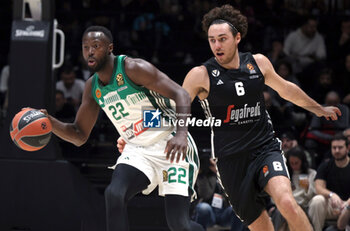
<box><xmin>73</xmin><ymin>136</ymin><xmax>88</xmax><ymax>147</ymax></box>
<box><xmin>72</xmin><ymin>129</ymin><xmax>89</xmax><ymax>147</ymax></box>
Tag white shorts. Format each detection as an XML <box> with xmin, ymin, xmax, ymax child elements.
<box><xmin>115</xmin><ymin>133</ymin><xmax>199</xmax><ymax>199</ymax></box>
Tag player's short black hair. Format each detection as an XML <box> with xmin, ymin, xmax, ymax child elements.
<box><xmin>82</xmin><ymin>26</ymin><xmax>113</xmax><ymax>43</ymax></box>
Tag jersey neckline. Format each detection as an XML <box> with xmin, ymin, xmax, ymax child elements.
<box><xmin>95</xmin><ymin>56</ymin><xmax>118</xmax><ymax>89</ymax></box>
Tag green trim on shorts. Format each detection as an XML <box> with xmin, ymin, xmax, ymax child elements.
<box><xmin>170</xmin><ymin>131</ymin><xmax>198</xmax><ymax>197</ymax></box>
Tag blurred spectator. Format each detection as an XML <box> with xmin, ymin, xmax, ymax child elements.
<box><xmin>308</xmin><ymin>133</ymin><xmax>350</xmax><ymax>231</ymax></box>
<box><xmin>271</xmin><ymin>146</ymin><xmax>316</xmax><ymax>231</ymax></box>
<box><xmin>305</xmin><ymin>91</ymin><xmax>350</xmax><ymax>165</ymax></box>
<box><xmin>281</xmin><ymin>131</ymin><xmax>298</xmax><ymax>152</ymax></box>
<box><xmin>276</xmin><ymin>59</ymin><xmax>300</xmax><ymax>86</ymax></box>
<box><xmin>266</xmin><ymin>39</ymin><xmax>286</xmax><ymax>66</ymax></box>
<box><xmin>55</xmin><ymin>90</ymin><xmax>76</xmax><ymax>123</ymax></box>
<box><xmin>287</xmin><ymin>146</ymin><xmax>317</xmax><ymax>209</ymax></box>
<box><xmin>283</xmin><ymin>16</ymin><xmax>326</xmax><ymax>74</ymax></box>
<box><xmin>309</xmin><ymin>68</ymin><xmax>342</xmax><ymax>105</ymax></box>
<box><xmin>56</xmin><ymin>65</ymin><xmax>85</xmax><ymax>111</ymax></box>
<box><xmin>280</xmin><ymin>131</ymin><xmax>314</xmax><ymax>167</ymax></box>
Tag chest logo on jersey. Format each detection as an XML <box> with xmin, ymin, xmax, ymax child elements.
<box><xmin>212</xmin><ymin>69</ymin><xmax>220</xmax><ymax>77</ymax></box>
<box><xmin>95</xmin><ymin>89</ymin><xmax>102</xmax><ymax>98</ymax></box>
<box><xmin>116</xmin><ymin>74</ymin><xmax>125</xmax><ymax>86</ymax></box>
<box><xmin>217</xmin><ymin>79</ymin><xmax>224</xmax><ymax>85</ymax></box>
<box><xmin>223</xmin><ymin>102</ymin><xmax>261</xmax><ymax>124</ymax></box>
<box><xmin>121</xmin><ymin>119</ymin><xmax>149</xmax><ymax>140</ymax></box>
<box><xmin>246</xmin><ymin>63</ymin><xmax>256</xmax><ymax>74</ymax></box>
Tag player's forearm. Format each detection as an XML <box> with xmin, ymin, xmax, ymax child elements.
<box><xmin>280</xmin><ymin>82</ymin><xmax>324</xmax><ymax>116</ymax></box>
<box><xmin>48</xmin><ymin>115</ymin><xmax>87</xmax><ymax>146</ymax></box>
<box><xmin>174</xmin><ymin>89</ymin><xmax>191</xmax><ymax>134</ymax></box>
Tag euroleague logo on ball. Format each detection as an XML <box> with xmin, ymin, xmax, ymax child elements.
<box><xmin>41</xmin><ymin>122</ymin><xmax>47</xmax><ymax>130</ymax></box>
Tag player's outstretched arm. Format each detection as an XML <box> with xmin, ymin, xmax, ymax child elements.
<box><xmin>124</xmin><ymin>57</ymin><xmax>190</xmax><ymax>163</ymax></box>
<box><xmin>41</xmin><ymin>78</ymin><xmax>100</xmax><ymax>146</ymax></box>
<box><xmin>255</xmin><ymin>54</ymin><xmax>341</xmax><ymax>120</ymax></box>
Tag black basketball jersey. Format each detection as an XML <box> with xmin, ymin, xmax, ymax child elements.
<box><xmin>200</xmin><ymin>52</ymin><xmax>275</xmax><ymax>159</ymax></box>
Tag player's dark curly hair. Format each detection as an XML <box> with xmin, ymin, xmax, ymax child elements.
<box><xmin>202</xmin><ymin>4</ymin><xmax>248</xmax><ymax>38</ymax></box>
<box><xmin>82</xmin><ymin>26</ymin><xmax>113</xmax><ymax>43</ymax></box>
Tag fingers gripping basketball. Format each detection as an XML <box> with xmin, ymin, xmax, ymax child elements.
<box><xmin>10</xmin><ymin>108</ymin><xmax>52</xmax><ymax>151</ymax></box>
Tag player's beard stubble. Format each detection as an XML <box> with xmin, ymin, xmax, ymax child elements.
<box><xmin>87</xmin><ymin>52</ymin><xmax>109</xmax><ymax>73</ymax></box>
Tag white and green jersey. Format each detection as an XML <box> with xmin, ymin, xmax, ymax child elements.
<box><xmin>91</xmin><ymin>55</ymin><xmax>176</xmax><ymax>146</ymax></box>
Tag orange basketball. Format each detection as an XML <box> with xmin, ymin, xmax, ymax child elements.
<box><xmin>9</xmin><ymin>108</ymin><xmax>52</xmax><ymax>151</ymax></box>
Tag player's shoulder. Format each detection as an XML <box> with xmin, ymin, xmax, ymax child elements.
<box><xmin>187</xmin><ymin>65</ymin><xmax>208</xmax><ymax>77</ymax></box>
<box><xmin>124</xmin><ymin>56</ymin><xmax>150</xmax><ymax>70</ymax></box>
<box><xmin>252</xmin><ymin>53</ymin><xmax>273</xmax><ymax>73</ymax></box>
<box><xmin>252</xmin><ymin>53</ymin><xmax>269</xmax><ymax>63</ymax></box>
<box><xmin>183</xmin><ymin>65</ymin><xmax>209</xmax><ymax>91</ymax></box>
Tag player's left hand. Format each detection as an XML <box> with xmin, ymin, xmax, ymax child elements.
<box><xmin>165</xmin><ymin>132</ymin><xmax>188</xmax><ymax>163</ymax></box>
<box><xmin>117</xmin><ymin>136</ymin><xmax>126</xmax><ymax>153</ymax></box>
<box><xmin>318</xmin><ymin>106</ymin><xmax>341</xmax><ymax>121</ymax></box>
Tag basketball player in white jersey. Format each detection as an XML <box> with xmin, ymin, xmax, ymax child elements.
<box><xmin>41</xmin><ymin>26</ymin><xmax>203</xmax><ymax>231</ymax></box>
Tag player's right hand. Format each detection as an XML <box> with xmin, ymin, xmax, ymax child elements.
<box><xmin>117</xmin><ymin>136</ymin><xmax>126</xmax><ymax>153</ymax></box>
<box><xmin>164</xmin><ymin>132</ymin><xmax>188</xmax><ymax>163</ymax></box>
<box><xmin>39</xmin><ymin>109</ymin><xmax>49</xmax><ymax>117</ymax></box>
<box><xmin>317</xmin><ymin>106</ymin><xmax>341</xmax><ymax>120</ymax></box>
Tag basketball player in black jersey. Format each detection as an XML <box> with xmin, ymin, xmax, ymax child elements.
<box><xmin>181</xmin><ymin>4</ymin><xmax>341</xmax><ymax>231</ymax></box>
<box><xmin>118</xmin><ymin>4</ymin><xmax>341</xmax><ymax>231</ymax></box>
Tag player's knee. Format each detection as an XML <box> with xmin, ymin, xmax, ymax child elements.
<box><xmin>104</xmin><ymin>185</ymin><xmax>126</xmax><ymax>207</ymax></box>
<box><xmin>276</xmin><ymin>195</ymin><xmax>299</xmax><ymax>217</ymax></box>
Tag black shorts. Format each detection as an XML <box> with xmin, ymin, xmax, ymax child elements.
<box><xmin>216</xmin><ymin>138</ymin><xmax>289</xmax><ymax>226</ymax></box>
